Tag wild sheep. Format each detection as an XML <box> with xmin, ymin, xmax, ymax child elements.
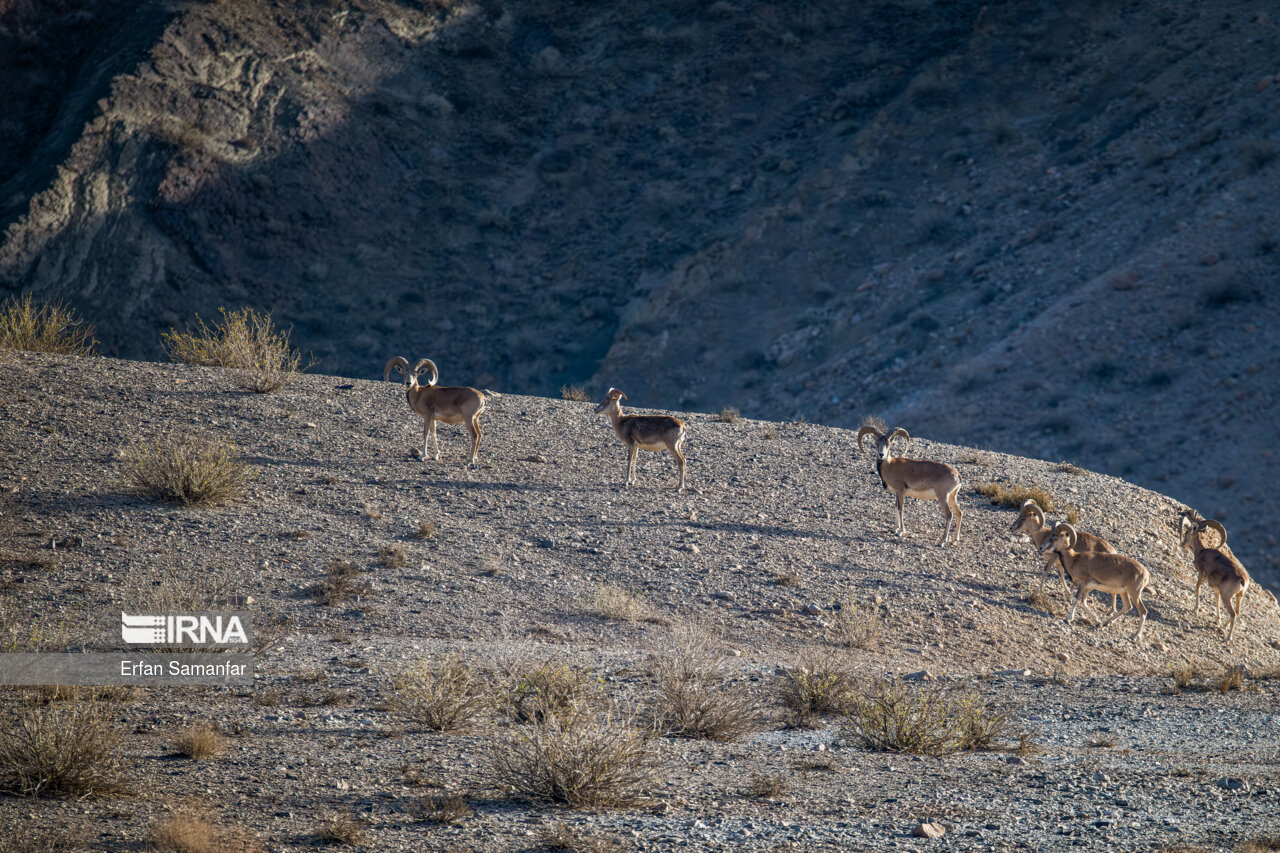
<box><xmin>856</xmin><ymin>425</ymin><xmax>961</xmax><ymax>546</ymax></box>
<box><xmin>594</xmin><ymin>388</ymin><xmax>687</xmax><ymax>490</ymax></box>
<box><xmin>383</xmin><ymin>357</ymin><xmax>486</xmax><ymax>465</ymax></box>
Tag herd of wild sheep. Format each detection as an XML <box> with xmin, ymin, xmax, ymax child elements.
<box><xmin>384</xmin><ymin>356</ymin><xmax>1261</xmax><ymax>647</ymax></box>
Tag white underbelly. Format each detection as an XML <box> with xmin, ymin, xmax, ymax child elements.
<box><xmin>637</xmin><ymin>441</ymin><xmax>668</xmax><ymax>451</ymax></box>
<box><xmin>904</xmin><ymin>488</ymin><xmax>939</xmax><ymax>500</ymax></box>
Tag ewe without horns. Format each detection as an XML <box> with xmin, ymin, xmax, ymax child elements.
<box><xmin>1009</xmin><ymin>499</ymin><xmax>1119</xmax><ymax>612</ymax></box>
<box><xmin>594</xmin><ymin>388</ymin><xmax>688</xmax><ymax>491</ymax></box>
<box><xmin>1039</xmin><ymin>523</ymin><xmax>1151</xmax><ymax>640</ymax></box>
<box><xmin>383</xmin><ymin>356</ymin><xmax>486</xmax><ymax>465</ymax></box>
<box><xmin>1179</xmin><ymin>511</ymin><xmax>1252</xmax><ymax>644</ymax></box>
<box><xmin>856</xmin><ymin>425</ymin><xmax>961</xmax><ymax>546</ymax></box>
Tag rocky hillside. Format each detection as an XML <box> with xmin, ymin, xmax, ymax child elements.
<box><xmin>2</xmin><ymin>353</ymin><xmax>1280</xmax><ymax>851</ymax></box>
<box><xmin>1</xmin><ymin>0</ymin><xmax>1278</xmax><ymax>586</ymax></box>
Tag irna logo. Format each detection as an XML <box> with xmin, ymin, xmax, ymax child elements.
<box><xmin>121</xmin><ymin>612</ymin><xmax>251</xmax><ymax>647</ymax></box>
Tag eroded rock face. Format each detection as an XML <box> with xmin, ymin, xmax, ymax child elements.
<box><xmin>2</xmin><ymin>0</ymin><xmax>1277</xmax><ymax>585</ymax></box>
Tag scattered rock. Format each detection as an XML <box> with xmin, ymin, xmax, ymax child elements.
<box><xmin>903</xmin><ymin>669</ymin><xmax>935</xmax><ymax>682</ymax></box>
<box><xmin>913</xmin><ymin>821</ymin><xmax>946</xmax><ymax>838</ymax></box>
<box><xmin>1216</xmin><ymin>777</ymin><xmax>1247</xmax><ymax>791</ymax></box>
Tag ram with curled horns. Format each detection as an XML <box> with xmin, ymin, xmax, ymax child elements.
<box><xmin>856</xmin><ymin>424</ymin><xmax>962</xmax><ymax>546</ymax></box>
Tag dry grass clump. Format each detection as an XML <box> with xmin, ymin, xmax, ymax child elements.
<box><xmin>162</xmin><ymin>306</ymin><xmax>309</xmax><ymax>393</ymax></box>
<box><xmin>647</xmin><ymin>630</ymin><xmax>761</xmax><ymax>741</ymax></box>
<box><xmin>776</xmin><ymin>653</ymin><xmax>856</xmax><ymax>727</ymax></box>
<box><xmin>841</xmin><ymin>679</ymin><xmax>1019</xmax><ymax>757</ymax></box>
<box><xmin>716</xmin><ymin>406</ymin><xmax>741</xmax><ymax>424</ymax></box>
<box><xmin>149</xmin><ymin>806</ymin><xmax>263</xmax><ymax>853</ymax></box>
<box><xmin>1237</xmin><ymin>837</ymin><xmax>1280</xmax><ymax>853</ymax></box>
<box><xmin>1219</xmin><ymin>665</ymin><xmax>1247</xmax><ymax>693</ymax></box>
<box><xmin>496</xmin><ymin>654</ymin><xmax>599</xmax><ymax>723</ymax></box>
<box><xmin>0</xmin><ymin>825</ymin><xmax>85</xmax><ymax>853</ymax></box>
<box><xmin>388</xmin><ymin>654</ymin><xmax>487</xmax><ymax>732</ymax></box>
<box><xmin>310</xmin><ymin>559</ymin><xmax>370</xmax><ymax>606</ymax></box>
<box><xmin>314</xmin><ymin>811</ymin><xmax>368</xmax><ymax>847</ymax></box>
<box><xmin>826</xmin><ymin>596</ymin><xmax>880</xmax><ymax>650</ymax></box>
<box><xmin>414</xmin><ymin>520</ymin><xmax>438</xmax><ymax>540</ymax></box>
<box><xmin>486</xmin><ymin>705</ymin><xmax>660</xmax><ymax>807</ymax></box>
<box><xmin>121</xmin><ymin>433</ymin><xmax>252</xmax><ymax>507</ymax></box>
<box><xmin>1052</xmin><ymin>461</ymin><xmax>1086</xmax><ymax>475</ymax></box>
<box><xmin>0</xmin><ymin>293</ymin><xmax>96</xmax><ymax>355</ymax></box>
<box><xmin>594</xmin><ymin>584</ymin><xmax>659</xmax><ymax>623</ymax></box>
<box><xmin>974</xmin><ymin>481</ymin><xmax>1057</xmax><ymax>513</ymax></box>
<box><xmin>746</xmin><ymin>772</ymin><xmax>789</xmax><ymax>799</ymax></box>
<box><xmin>0</xmin><ymin>699</ymin><xmax>124</xmax><ymax>798</ymax></box>
<box><xmin>412</xmin><ymin>791</ymin><xmax>473</xmax><ymax>825</ymax></box>
<box><xmin>560</xmin><ymin>384</ymin><xmax>591</xmax><ymax>402</ymax></box>
<box><xmin>172</xmin><ymin>723</ymin><xmax>224</xmax><ymax>760</ymax></box>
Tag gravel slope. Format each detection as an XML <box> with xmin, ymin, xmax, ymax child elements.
<box><xmin>2</xmin><ymin>353</ymin><xmax>1278</xmax><ymax>851</ymax></box>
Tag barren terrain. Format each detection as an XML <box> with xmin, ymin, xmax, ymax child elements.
<box><xmin>2</xmin><ymin>354</ymin><xmax>1279</xmax><ymax>851</ymax></box>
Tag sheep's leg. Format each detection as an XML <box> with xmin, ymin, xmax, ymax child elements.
<box><xmin>668</xmin><ymin>438</ymin><xmax>687</xmax><ymax>491</ymax></box>
<box><xmin>894</xmin><ymin>493</ymin><xmax>906</xmax><ymax>536</ymax></box>
<box><xmin>626</xmin><ymin>445</ymin><xmax>639</xmax><ymax>486</ymax></box>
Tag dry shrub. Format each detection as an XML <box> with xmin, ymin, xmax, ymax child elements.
<box><xmin>1238</xmin><ymin>838</ymin><xmax>1280</xmax><ymax>853</ymax></box>
<box><xmin>539</xmin><ymin>822</ymin><xmax>624</xmax><ymax>852</ymax></box>
<box><xmin>1170</xmin><ymin>665</ymin><xmax>1199</xmax><ymax>691</ymax></box>
<box><xmin>121</xmin><ymin>434</ymin><xmax>252</xmax><ymax>507</ymax></box>
<box><xmin>0</xmin><ymin>699</ymin><xmax>124</xmax><ymax>798</ymax></box>
<box><xmin>746</xmin><ymin>772</ymin><xmax>789</xmax><ymax>799</ymax></box>
<box><xmin>486</xmin><ymin>705</ymin><xmax>660</xmax><ymax>807</ymax></box>
<box><xmin>378</xmin><ymin>545</ymin><xmax>408</xmax><ymax>569</ymax></box>
<box><xmin>0</xmin><ymin>293</ymin><xmax>96</xmax><ymax>354</ymax></box>
<box><xmin>827</xmin><ymin>596</ymin><xmax>880</xmax><ymax>650</ymax></box>
<box><xmin>762</xmin><ymin>426</ymin><xmax>779</xmax><ymax>440</ymax></box>
<box><xmin>172</xmin><ymin>723</ymin><xmax>224</xmax><ymax>759</ymax></box>
<box><xmin>560</xmin><ymin>384</ymin><xmax>591</xmax><ymax>402</ymax></box>
<box><xmin>974</xmin><ymin>482</ymin><xmax>1057</xmax><ymax>512</ymax></box>
<box><xmin>389</xmin><ymin>654</ymin><xmax>486</xmax><ymax>732</ymax></box>
<box><xmin>717</xmin><ymin>406</ymin><xmax>741</xmax><ymax>424</ymax></box>
<box><xmin>594</xmin><ymin>584</ymin><xmax>658</xmax><ymax>623</ymax></box>
<box><xmin>776</xmin><ymin>653</ymin><xmax>855</xmax><ymax>727</ymax></box>
<box><xmin>647</xmin><ymin>630</ymin><xmax>760</xmax><ymax>741</ymax></box>
<box><xmin>841</xmin><ymin>678</ymin><xmax>1019</xmax><ymax>757</ymax></box>
<box><xmin>1052</xmin><ymin>461</ymin><xmax>1086</xmax><ymax>475</ymax></box>
<box><xmin>310</xmin><ymin>560</ymin><xmax>370</xmax><ymax>606</ymax></box>
<box><xmin>414</xmin><ymin>521</ymin><xmax>438</xmax><ymax>540</ymax></box>
<box><xmin>1024</xmin><ymin>589</ymin><xmax>1055</xmax><ymax>614</ymax></box>
<box><xmin>496</xmin><ymin>653</ymin><xmax>599</xmax><ymax>723</ymax></box>
<box><xmin>412</xmin><ymin>791</ymin><xmax>473</xmax><ymax>825</ymax></box>
<box><xmin>162</xmin><ymin>307</ymin><xmax>309</xmax><ymax>393</ymax></box>
<box><xmin>860</xmin><ymin>414</ymin><xmax>888</xmax><ymax>434</ymax></box>
<box><xmin>0</xmin><ymin>825</ymin><xmax>85</xmax><ymax>853</ymax></box>
<box><xmin>149</xmin><ymin>805</ymin><xmax>262</xmax><ymax>853</ymax></box>
<box><xmin>314</xmin><ymin>811</ymin><xmax>368</xmax><ymax>847</ymax></box>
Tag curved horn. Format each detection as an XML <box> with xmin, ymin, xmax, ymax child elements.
<box><xmin>887</xmin><ymin>427</ymin><xmax>911</xmax><ymax>454</ymax></box>
<box><xmin>1056</xmin><ymin>522</ymin><xmax>1079</xmax><ymax>551</ymax></box>
<box><xmin>383</xmin><ymin>356</ymin><xmax>409</xmax><ymax>383</ymax></box>
<box><xmin>1203</xmin><ymin>519</ymin><xmax>1228</xmax><ymax>546</ymax></box>
<box><xmin>1021</xmin><ymin>498</ymin><xmax>1045</xmax><ymax>525</ymax></box>
<box><xmin>412</xmin><ymin>359</ymin><xmax>439</xmax><ymax>386</ymax></box>
<box><xmin>856</xmin><ymin>426</ymin><xmax>883</xmax><ymax>454</ymax></box>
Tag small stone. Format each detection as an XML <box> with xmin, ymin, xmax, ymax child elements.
<box><xmin>1257</xmin><ymin>75</ymin><xmax>1274</xmax><ymax>92</ymax></box>
<box><xmin>1056</xmin><ymin>652</ymin><xmax>1070</xmax><ymax>662</ymax></box>
<box><xmin>1216</xmin><ymin>777</ymin><xmax>1247</xmax><ymax>791</ymax></box>
<box><xmin>304</xmin><ymin>422</ymin><xmax>318</xmax><ymax>429</ymax></box>
<box><xmin>804</xmin><ymin>603</ymin><xmax>822</xmax><ymax>615</ymax></box>
<box><xmin>1006</xmin><ymin>755</ymin><xmax>1027</xmax><ymax>766</ymax></box>
<box><xmin>712</xmin><ymin>590</ymin><xmax>735</xmax><ymax>601</ymax></box>
<box><xmin>1154</xmin><ymin>641</ymin><xmax>1168</xmax><ymax>652</ymax></box>
<box><xmin>995</xmin><ymin>668</ymin><xmax>1031</xmax><ymax>677</ymax></box>
<box><xmin>903</xmin><ymin>669</ymin><xmax>935</xmax><ymax>682</ymax></box>
<box><xmin>686</xmin><ymin>543</ymin><xmax>701</xmax><ymax>554</ymax></box>
<box><xmin>1200</xmin><ymin>251</ymin><xmax>1220</xmax><ymax>266</ymax></box>
<box><xmin>522</xmin><ymin>454</ymin><xmax>548</xmax><ymax>463</ymax></box>
<box><xmin>913</xmin><ymin>822</ymin><xmax>946</xmax><ymax>839</ymax></box>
